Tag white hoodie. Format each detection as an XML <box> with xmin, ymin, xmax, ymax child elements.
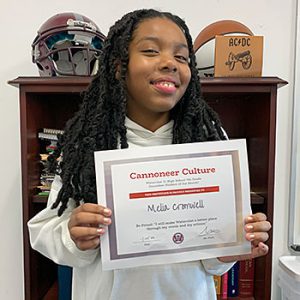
<box><xmin>28</xmin><ymin>117</ymin><xmax>234</xmax><ymax>300</ymax></box>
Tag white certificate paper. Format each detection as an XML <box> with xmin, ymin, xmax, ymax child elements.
<box><xmin>94</xmin><ymin>139</ymin><xmax>252</xmax><ymax>270</ymax></box>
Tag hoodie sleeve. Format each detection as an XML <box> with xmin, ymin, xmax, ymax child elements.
<box><xmin>28</xmin><ymin>175</ymin><xmax>99</xmax><ymax>267</ymax></box>
<box><xmin>201</xmin><ymin>258</ymin><xmax>235</xmax><ymax>276</ymax></box>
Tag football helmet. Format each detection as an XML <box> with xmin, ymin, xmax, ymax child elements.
<box><xmin>32</xmin><ymin>12</ymin><xmax>106</xmax><ymax>76</ymax></box>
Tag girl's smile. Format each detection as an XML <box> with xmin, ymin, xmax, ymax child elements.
<box><xmin>150</xmin><ymin>76</ymin><xmax>179</xmax><ymax>94</ymax></box>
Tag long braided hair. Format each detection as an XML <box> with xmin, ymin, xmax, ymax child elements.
<box><xmin>49</xmin><ymin>9</ymin><xmax>226</xmax><ymax>216</ymax></box>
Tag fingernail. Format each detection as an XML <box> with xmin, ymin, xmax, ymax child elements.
<box><xmin>249</xmin><ymin>234</ymin><xmax>255</xmax><ymax>240</ymax></box>
<box><xmin>104</xmin><ymin>208</ymin><xmax>111</xmax><ymax>214</ymax></box>
<box><xmin>103</xmin><ymin>218</ymin><xmax>111</xmax><ymax>224</ymax></box>
<box><xmin>97</xmin><ymin>228</ymin><xmax>104</xmax><ymax>234</ymax></box>
<box><xmin>246</xmin><ymin>224</ymin><xmax>254</xmax><ymax>230</ymax></box>
<box><xmin>247</xmin><ymin>216</ymin><xmax>254</xmax><ymax>221</ymax></box>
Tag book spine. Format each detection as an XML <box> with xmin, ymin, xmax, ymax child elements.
<box><xmin>221</xmin><ymin>271</ymin><xmax>228</xmax><ymax>299</ymax></box>
<box><xmin>38</xmin><ymin>132</ymin><xmax>58</xmax><ymax>141</ymax></box>
<box><xmin>227</xmin><ymin>262</ymin><xmax>239</xmax><ymax>297</ymax></box>
<box><xmin>43</xmin><ymin>128</ymin><xmax>64</xmax><ymax>135</ymax></box>
<box><xmin>213</xmin><ymin>275</ymin><xmax>222</xmax><ymax>295</ymax></box>
<box><xmin>239</xmin><ymin>259</ymin><xmax>255</xmax><ymax>298</ymax></box>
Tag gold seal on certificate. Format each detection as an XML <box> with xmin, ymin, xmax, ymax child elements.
<box><xmin>94</xmin><ymin>139</ymin><xmax>251</xmax><ymax>270</ymax></box>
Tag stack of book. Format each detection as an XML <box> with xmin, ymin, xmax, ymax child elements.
<box><xmin>214</xmin><ymin>259</ymin><xmax>255</xmax><ymax>299</ymax></box>
<box><xmin>37</xmin><ymin>128</ymin><xmax>64</xmax><ymax>196</ymax></box>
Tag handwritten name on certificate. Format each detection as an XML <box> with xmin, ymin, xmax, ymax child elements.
<box><xmin>94</xmin><ymin>139</ymin><xmax>252</xmax><ymax>270</ymax></box>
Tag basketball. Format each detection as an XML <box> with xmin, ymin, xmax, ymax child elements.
<box><xmin>193</xmin><ymin>20</ymin><xmax>253</xmax><ymax>77</ymax></box>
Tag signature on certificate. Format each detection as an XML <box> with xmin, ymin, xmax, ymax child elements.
<box><xmin>134</xmin><ymin>235</ymin><xmax>160</xmax><ymax>246</ymax></box>
<box><xmin>198</xmin><ymin>219</ymin><xmax>221</xmax><ymax>237</ymax></box>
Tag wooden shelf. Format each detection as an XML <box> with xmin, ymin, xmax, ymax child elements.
<box><xmin>9</xmin><ymin>76</ymin><xmax>287</xmax><ymax>300</ymax></box>
<box><xmin>250</xmin><ymin>192</ymin><xmax>264</xmax><ymax>205</ymax></box>
<box><xmin>32</xmin><ymin>195</ymin><xmax>49</xmax><ymax>204</ymax></box>
<box><xmin>43</xmin><ymin>280</ymin><xmax>58</xmax><ymax>300</ymax></box>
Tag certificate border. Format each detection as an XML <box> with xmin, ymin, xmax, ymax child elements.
<box><xmin>103</xmin><ymin>150</ymin><xmax>244</xmax><ymax>261</ymax></box>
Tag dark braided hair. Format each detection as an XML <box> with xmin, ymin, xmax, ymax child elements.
<box><xmin>49</xmin><ymin>8</ymin><xmax>226</xmax><ymax>216</ymax></box>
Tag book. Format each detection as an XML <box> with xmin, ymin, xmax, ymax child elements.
<box><xmin>221</xmin><ymin>272</ymin><xmax>228</xmax><ymax>299</ymax></box>
<box><xmin>37</xmin><ymin>191</ymin><xmax>50</xmax><ymax>196</ymax></box>
<box><xmin>38</xmin><ymin>127</ymin><xmax>64</xmax><ymax>143</ymax></box>
<box><xmin>239</xmin><ymin>259</ymin><xmax>255</xmax><ymax>298</ymax></box>
<box><xmin>43</xmin><ymin>128</ymin><xmax>64</xmax><ymax>135</ymax></box>
<box><xmin>38</xmin><ymin>132</ymin><xmax>59</xmax><ymax>141</ymax></box>
<box><xmin>227</xmin><ymin>262</ymin><xmax>239</xmax><ymax>297</ymax></box>
<box><xmin>213</xmin><ymin>275</ymin><xmax>222</xmax><ymax>295</ymax></box>
<box><xmin>36</xmin><ymin>128</ymin><xmax>62</xmax><ymax>195</ymax></box>
<box><xmin>58</xmin><ymin>265</ymin><xmax>72</xmax><ymax>300</ymax></box>
<box><xmin>40</xmin><ymin>153</ymin><xmax>49</xmax><ymax>161</ymax></box>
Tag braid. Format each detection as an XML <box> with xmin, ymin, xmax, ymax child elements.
<box><xmin>50</xmin><ymin>9</ymin><xmax>226</xmax><ymax>215</ymax></box>
<box><xmin>169</xmin><ymin>14</ymin><xmax>226</xmax><ymax>143</ymax></box>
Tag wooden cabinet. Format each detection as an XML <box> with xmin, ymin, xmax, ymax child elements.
<box><xmin>9</xmin><ymin>76</ymin><xmax>287</xmax><ymax>300</ymax></box>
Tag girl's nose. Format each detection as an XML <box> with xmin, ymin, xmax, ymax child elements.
<box><xmin>159</xmin><ymin>55</ymin><xmax>177</xmax><ymax>72</ymax></box>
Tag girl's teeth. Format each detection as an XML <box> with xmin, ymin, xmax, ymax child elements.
<box><xmin>160</xmin><ymin>82</ymin><xmax>174</xmax><ymax>87</ymax></box>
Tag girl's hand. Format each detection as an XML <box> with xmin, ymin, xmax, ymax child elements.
<box><xmin>68</xmin><ymin>203</ymin><xmax>112</xmax><ymax>251</ymax></box>
<box><xmin>218</xmin><ymin>212</ymin><xmax>272</xmax><ymax>263</ymax></box>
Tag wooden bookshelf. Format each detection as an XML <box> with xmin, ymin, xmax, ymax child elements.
<box><xmin>43</xmin><ymin>281</ymin><xmax>58</xmax><ymax>300</ymax></box>
<box><xmin>9</xmin><ymin>76</ymin><xmax>287</xmax><ymax>300</ymax></box>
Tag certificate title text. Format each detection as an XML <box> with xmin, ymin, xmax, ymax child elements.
<box><xmin>130</xmin><ymin>167</ymin><xmax>216</xmax><ymax>180</ymax></box>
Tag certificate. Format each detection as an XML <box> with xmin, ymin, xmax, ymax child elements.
<box><xmin>94</xmin><ymin>139</ymin><xmax>252</xmax><ymax>270</ymax></box>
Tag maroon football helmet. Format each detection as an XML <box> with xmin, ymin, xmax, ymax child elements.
<box><xmin>32</xmin><ymin>12</ymin><xmax>106</xmax><ymax>76</ymax></box>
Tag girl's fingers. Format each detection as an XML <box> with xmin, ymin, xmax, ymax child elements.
<box><xmin>244</xmin><ymin>213</ymin><xmax>271</xmax><ymax>249</ymax></box>
<box><xmin>79</xmin><ymin>203</ymin><xmax>112</xmax><ymax>217</ymax></box>
<box><xmin>70</xmin><ymin>226</ymin><xmax>106</xmax><ymax>250</ymax></box>
<box><xmin>244</xmin><ymin>220</ymin><xmax>272</xmax><ymax>234</ymax></box>
<box><xmin>245</xmin><ymin>232</ymin><xmax>269</xmax><ymax>245</ymax></box>
<box><xmin>68</xmin><ymin>203</ymin><xmax>112</xmax><ymax>229</ymax></box>
<box><xmin>245</xmin><ymin>212</ymin><xmax>267</xmax><ymax>224</ymax></box>
<box><xmin>76</xmin><ymin>236</ymin><xmax>101</xmax><ymax>250</ymax></box>
<box><xmin>69</xmin><ymin>211</ymin><xmax>111</xmax><ymax>228</ymax></box>
<box><xmin>251</xmin><ymin>242</ymin><xmax>269</xmax><ymax>258</ymax></box>
<box><xmin>218</xmin><ymin>242</ymin><xmax>269</xmax><ymax>262</ymax></box>
<box><xmin>69</xmin><ymin>226</ymin><xmax>106</xmax><ymax>240</ymax></box>
<box><xmin>220</xmin><ymin>213</ymin><xmax>271</xmax><ymax>262</ymax></box>
<box><xmin>68</xmin><ymin>204</ymin><xmax>112</xmax><ymax>250</ymax></box>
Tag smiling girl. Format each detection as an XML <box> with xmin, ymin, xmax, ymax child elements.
<box><xmin>28</xmin><ymin>9</ymin><xmax>271</xmax><ymax>300</ymax></box>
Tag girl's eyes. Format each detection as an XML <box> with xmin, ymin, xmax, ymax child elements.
<box><xmin>141</xmin><ymin>50</ymin><xmax>189</xmax><ymax>63</ymax></box>
<box><xmin>175</xmin><ymin>55</ymin><xmax>189</xmax><ymax>63</ymax></box>
<box><xmin>141</xmin><ymin>49</ymin><xmax>159</xmax><ymax>54</ymax></box>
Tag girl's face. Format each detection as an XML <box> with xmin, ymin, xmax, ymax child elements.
<box><xmin>125</xmin><ymin>17</ymin><xmax>191</xmax><ymax>131</ymax></box>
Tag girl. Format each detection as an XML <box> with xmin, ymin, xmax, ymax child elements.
<box><xmin>28</xmin><ymin>8</ymin><xmax>271</xmax><ymax>300</ymax></box>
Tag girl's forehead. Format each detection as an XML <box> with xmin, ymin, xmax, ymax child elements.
<box><xmin>132</xmin><ymin>17</ymin><xmax>186</xmax><ymax>42</ymax></box>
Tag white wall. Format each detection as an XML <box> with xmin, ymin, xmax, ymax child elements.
<box><xmin>0</xmin><ymin>1</ymin><xmax>296</xmax><ymax>299</ymax></box>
